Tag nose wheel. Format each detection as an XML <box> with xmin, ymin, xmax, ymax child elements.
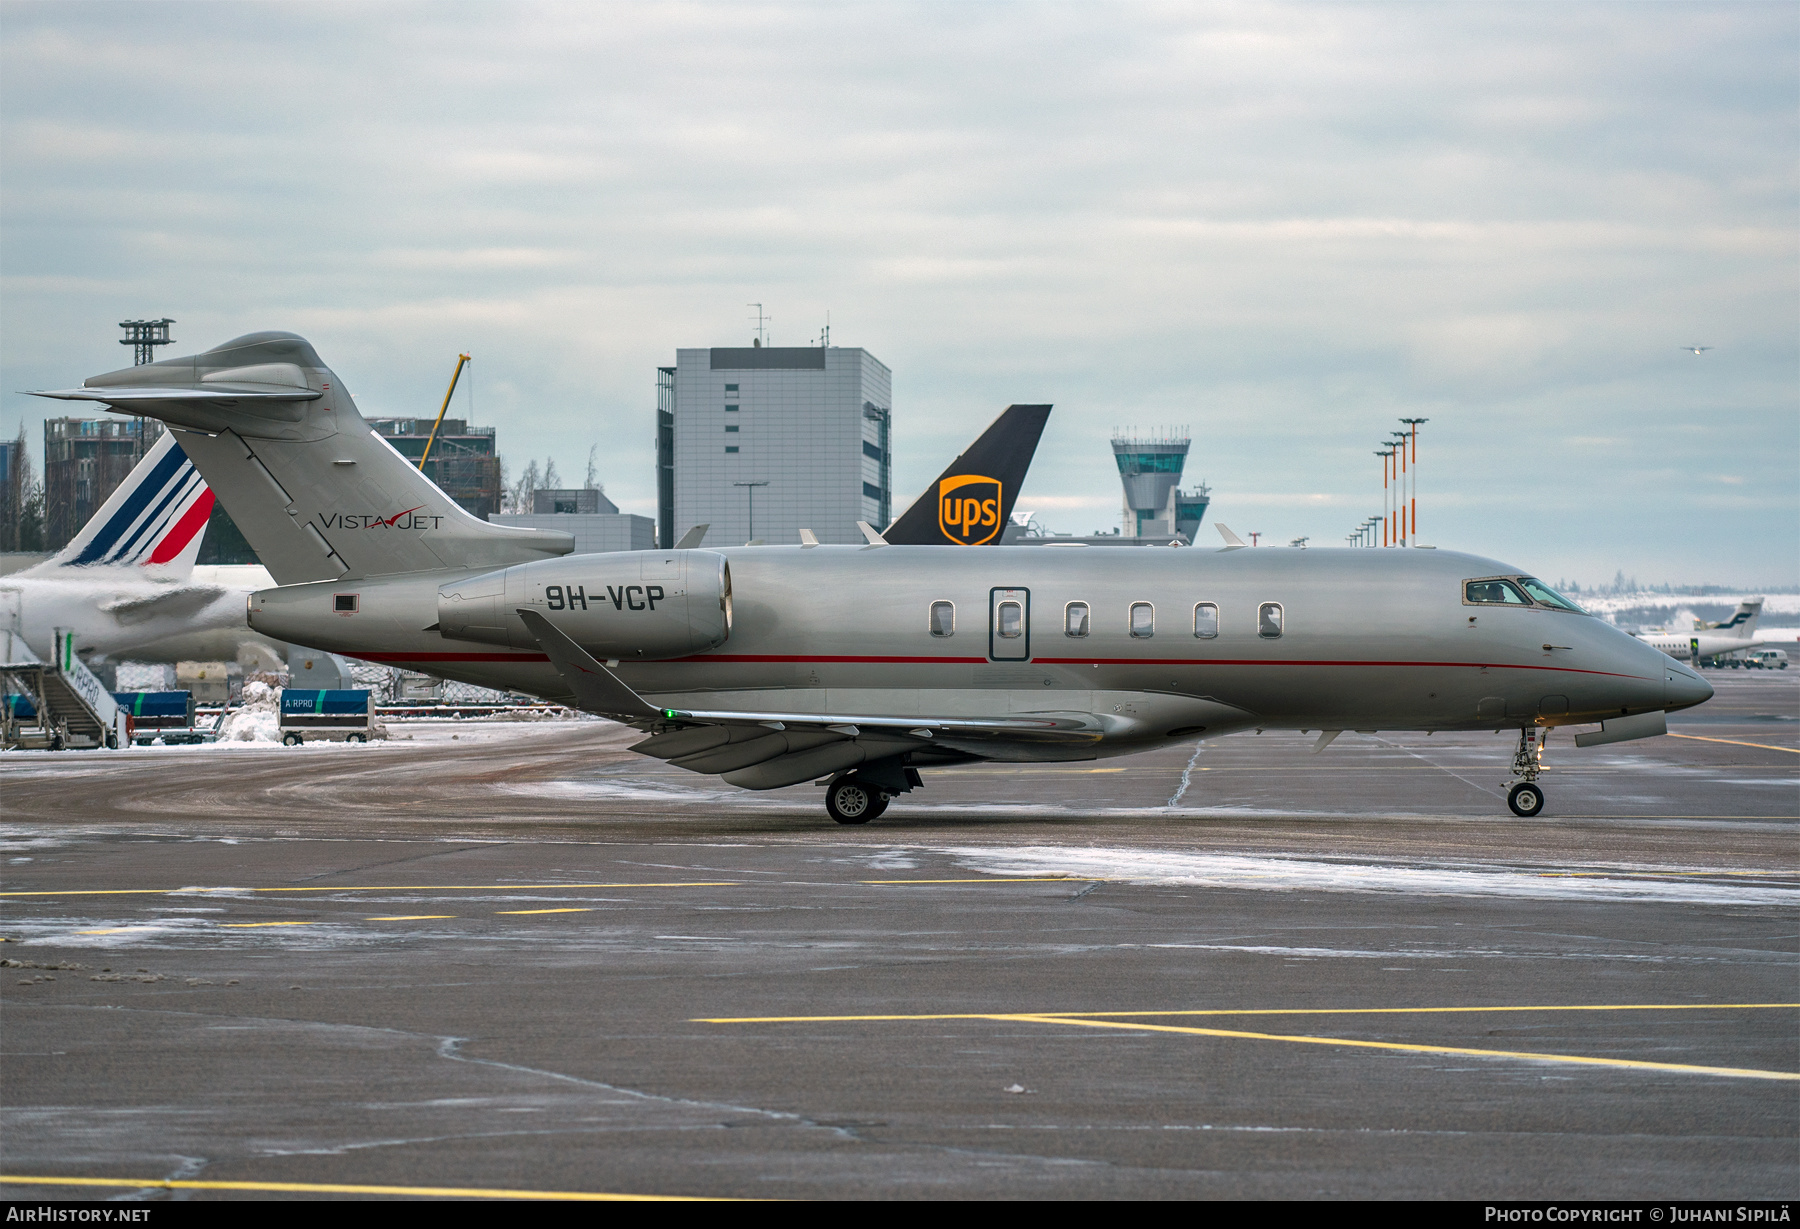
<box><xmin>1507</xmin><ymin>781</ymin><xmax>1544</xmax><ymax>817</ymax></box>
<box><xmin>824</xmin><ymin>773</ymin><xmax>890</xmax><ymax>825</ymax></box>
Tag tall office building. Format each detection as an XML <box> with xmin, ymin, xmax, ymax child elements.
<box><xmin>657</xmin><ymin>346</ymin><xmax>892</xmax><ymax>548</ymax></box>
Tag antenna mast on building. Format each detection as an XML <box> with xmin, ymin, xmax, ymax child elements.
<box><xmin>747</xmin><ymin>303</ymin><xmax>770</xmax><ymax>348</ymax></box>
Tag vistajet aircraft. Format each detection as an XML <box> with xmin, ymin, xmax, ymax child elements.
<box><xmin>37</xmin><ymin>332</ymin><xmax>1712</xmax><ymax>823</ymax></box>
<box><xmin>0</xmin><ymin>432</ymin><xmax>283</xmax><ymax>667</ymax></box>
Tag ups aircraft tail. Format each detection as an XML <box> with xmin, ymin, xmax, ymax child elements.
<box><xmin>34</xmin><ymin>332</ymin><xmax>573</xmax><ymax>585</ymax></box>
<box><xmin>883</xmin><ymin>403</ymin><xmax>1051</xmax><ymax>546</ymax></box>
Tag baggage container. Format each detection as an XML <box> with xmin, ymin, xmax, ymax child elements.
<box><xmin>278</xmin><ymin>689</ymin><xmax>374</xmax><ymax>745</ymax></box>
<box><xmin>113</xmin><ymin>691</ymin><xmax>203</xmax><ymax>744</ymax></box>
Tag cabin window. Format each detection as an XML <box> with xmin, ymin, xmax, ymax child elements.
<box><xmin>1258</xmin><ymin>602</ymin><xmax>1283</xmax><ymax>638</ymax></box>
<box><xmin>1517</xmin><ymin>577</ymin><xmax>1586</xmax><ymax>613</ymax></box>
<box><xmin>1465</xmin><ymin>579</ymin><xmax>1530</xmax><ymax>606</ymax></box>
<box><xmin>333</xmin><ymin>593</ymin><xmax>358</xmax><ymax>614</ymax></box>
<box><xmin>1065</xmin><ymin>602</ymin><xmax>1090</xmax><ymax>637</ymax></box>
<box><xmin>996</xmin><ymin>601</ymin><xmax>1023</xmax><ymax>638</ymax></box>
<box><xmin>1193</xmin><ymin>602</ymin><xmax>1218</xmax><ymax>638</ymax></box>
<box><xmin>1130</xmin><ymin>602</ymin><xmax>1154</xmax><ymax>638</ymax></box>
<box><xmin>929</xmin><ymin>601</ymin><xmax>955</xmax><ymax>637</ymax></box>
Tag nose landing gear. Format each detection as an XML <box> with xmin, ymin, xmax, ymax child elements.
<box><xmin>1505</xmin><ymin>727</ymin><xmax>1547</xmax><ymax>816</ymax></box>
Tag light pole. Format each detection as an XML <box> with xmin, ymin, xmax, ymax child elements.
<box><xmin>1390</xmin><ymin>432</ymin><xmax>1410</xmax><ymax>545</ymax></box>
<box><xmin>1376</xmin><ymin>449</ymin><xmax>1396</xmax><ymax>545</ymax></box>
<box><xmin>1399</xmin><ymin>417</ymin><xmax>1427</xmax><ymax>543</ymax></box>
<box><xmin>733</xmin><ymin>480</ymin><xmax>770</xmax><ymax>543</ymax></box>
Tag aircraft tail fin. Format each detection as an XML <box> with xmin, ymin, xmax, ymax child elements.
<box><xmin>34</xmin><ymin>332</ymin><xmax>574</xmax><ymax>585</ymax></box>
<box><xmin>884</xmin><ymin>404</ymin><xmax>1051</xmax><ymax>546</ymax></box>
<box><xmin>26</xmin><ymin>433</ymin><xmax>214</xmax><ymax>577</ymax></box>
<box><xmin>1710</xmin><ymin>598</ymin><xmax>1764</xmax><ymax>639</ymax></box>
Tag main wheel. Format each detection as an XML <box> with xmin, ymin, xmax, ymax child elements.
<box><xmin>825</xmin><ymin>774</ymin><xmax>879</xmax><ymax>825</ymax></box>
<box><xmin>1507</xmin><ymin>781</ymin><xmax>1545</xmax><ymax>817</ymax></box>
<box><xmin>864</xmin><ymin>792</ymin><xmax>890</xmax><ymax>820</ymax></box>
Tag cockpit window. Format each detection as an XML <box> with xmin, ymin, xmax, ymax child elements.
<box><xmin>1517</xmin><ymin>578</ymin><xmax>1587</xmax><ymax>613</ymax></box>
<box><xmin>1464</xmin><ymin>579</ymin><xmax>1530</xmax><ymax>606</ymax></box>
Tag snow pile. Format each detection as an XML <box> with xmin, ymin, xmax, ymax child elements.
<box><xmin>215</xmin><ymin>680</ymin><xmax>280</xmax><ymax>743</ymax></box>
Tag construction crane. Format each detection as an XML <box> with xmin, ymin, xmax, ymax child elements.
<box><xmin>419</xmin><ymin>353</ymin><xmax>472</xmax><ymax>470</ymax></box>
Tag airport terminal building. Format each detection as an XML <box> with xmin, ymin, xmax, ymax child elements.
<box><xmin>657</xmin><ymin>346</ymin><xmax>892</xmax><ymax>548</ymax></box>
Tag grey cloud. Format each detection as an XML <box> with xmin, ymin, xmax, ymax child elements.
<box><xmin>2</xmin><ymin>0</ymin><xmax>1793</xmax><ymax>581</ymax></box>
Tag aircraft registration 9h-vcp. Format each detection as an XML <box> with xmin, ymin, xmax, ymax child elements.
<box><xmin>37</xmin><ymin>332</ymin><xmax>1713</xmax><ymax>824</ymax></box>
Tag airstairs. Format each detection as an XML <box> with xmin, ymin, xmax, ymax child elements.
<box><xmin>1</xmin><ymin>628</ymin><xmax>129</xmax><ymax>751</ymax></box>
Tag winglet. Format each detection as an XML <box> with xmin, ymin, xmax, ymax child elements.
<box><xmin>1215</xmin><ymin>523</ymin><xmax>1248</xmax><ymax>550</ymax></box>
<box><xmin>673</xmin><ymin>524</ymin><xmax>708</xmax><ymax>549</ymax></box>
<box><xmin>515</xmin><ymin>609</ymin><xmax>664</xmax><ymax>721</ymax></box>
<box><xmin>799</xmin><ymin>528</ymin><xmax>819</xmax><ymax>547</ymax></box>
<box><xmin>856</xmin><ymin>521</ymin><xmax>888</xmax><ymax>546</ymax></box>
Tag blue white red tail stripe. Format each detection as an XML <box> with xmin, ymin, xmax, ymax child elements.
<box><xmin>53</xmin><ymin>434</ymin><xmax>216</xmax><ymax>569</ymax></box>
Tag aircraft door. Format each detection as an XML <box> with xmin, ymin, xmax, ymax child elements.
<box><xmin>989</xmin><ymin>588</ymin><xmax>1030</xmax><ymax>661</ymax></box>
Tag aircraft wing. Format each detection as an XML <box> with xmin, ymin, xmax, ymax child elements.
<box><xmin>516</xmin><ymin>605</ymin><xmax>1104</xmax><ymax>788</ymax></box>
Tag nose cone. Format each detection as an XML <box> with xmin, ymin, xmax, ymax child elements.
<box><xmin>1664</xmin><ymin>662</ymin><xmax>1714</xmax><ymax>712</ymax></box>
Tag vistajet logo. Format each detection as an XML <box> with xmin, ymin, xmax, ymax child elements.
<box><xmin>316</xmin><ymin>507</ymin><xmax>444</xmax><ymax>531</ymax></box>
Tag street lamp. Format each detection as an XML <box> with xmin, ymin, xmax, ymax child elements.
<box><xmin>733</xmin><ymin>480</ymin><xmax>770</xmax><ymax>543</ymax></box>
<box><xmin>1399</xmin><ymin>417</ymin><xmax>1427</xmax><ymax>543</ymax></box>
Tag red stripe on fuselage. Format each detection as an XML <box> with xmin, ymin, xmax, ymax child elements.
<box><xmin>351</xmin><ymin>652</ymin><xmax>551</xmax><ymax>663</ymax></box>
<box><xmin>145</xmin><ymin>490</ymin><xmax>215</xmax><ymax>565</ymax></box>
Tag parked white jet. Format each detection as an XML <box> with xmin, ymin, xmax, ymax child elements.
<box><xmin>0</xmin><ymin>433</ymin><xmax>283</xmax><ymax>669</ymax></box>
<box><xmin>1634</xmin><ymin>599</ymin><xmax>1772</xmax><ymax>663</ymax></box>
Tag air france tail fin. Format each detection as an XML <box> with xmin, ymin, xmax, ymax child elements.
<box><xmin>884</xmin><ymin>404</ymin><xmax>1051</xmax><ymax>546</ymax></box>
<box><xmin>1709</xmin><ymin>598</ymin><xmax>1764</xmax><ymax>640</ymax></box>
<box><xmin>34</xmin><ymin>332</ymin><xmax>573</xmax><ymax>585</ymax></box>
<box><xmin>26</xmin><ymin>433</ymin><xmax>213</xmax><ymax>576</ymax></box>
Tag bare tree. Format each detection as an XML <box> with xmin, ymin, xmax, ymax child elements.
<box><xmin>585</xmin><ymin>445</ymin><xmax>599</xmax><ymax>490</ymax></box>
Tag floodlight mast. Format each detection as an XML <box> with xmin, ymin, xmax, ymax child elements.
<box><xmin>1399</xmin><ymin>418</ymin><xmax>1427</xmax><ymax>542</ymax></box>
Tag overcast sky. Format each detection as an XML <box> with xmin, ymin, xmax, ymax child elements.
<box><xmin>2</xmin><ymin>1</ymin><xmax>1794</xmax><ymax>585</ymax></box>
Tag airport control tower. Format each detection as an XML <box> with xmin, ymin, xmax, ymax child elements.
<box><xmin>1111</xmin><ymin>431</ymin><xmax>1210</xmax><ymax>540</ymax></box>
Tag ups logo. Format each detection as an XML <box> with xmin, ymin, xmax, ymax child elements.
<box><xmin>937</xmin><ymin>474</ymin><xmax>1003</xmax><ymax>544</ymax></box>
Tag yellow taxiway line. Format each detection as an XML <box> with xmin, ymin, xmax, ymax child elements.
<box><xmin>496</xmin><ymin>908</ymin><xmax>593</xmax><ymax>915</ymax></box>
<box><xmin>0</xmin><ymin>881</ymin><xmax>741</xmax><ymax>898</ymax></box>
<box><xmin>1666</xmin><ymin>732</ymin><xmax>1800</xmax><ymax>754</ymax></box>
<box><xmin>695</xmin><ymin>1003</ymin><xmax>1800</xmax><ymax>1082</ymax></box>
<box><xmin>0</xmin><ymin>1174</ymin><xmax>718</xmax><ymax>1201</ymax></box>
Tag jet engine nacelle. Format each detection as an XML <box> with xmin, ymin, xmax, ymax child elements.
<box><xmin>437</xmin><ymin>549</ymin><xmax>731</xmax><ymax>659</ymax></box>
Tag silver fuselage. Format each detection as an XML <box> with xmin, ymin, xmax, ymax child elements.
<box><xmin>250</xmin><ymin>543</ymin><xmax>1703</xmax><ymax>762</ymax></box>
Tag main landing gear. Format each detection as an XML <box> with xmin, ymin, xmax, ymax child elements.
<box><xmin>824</xmin><ymin>773</ymin><xmax>890</xmax><ymax>825</ymax></box>
<box><xmin>1505</xmin><ymin>727</ymin><xmax>1547</xmax><ymax>817</ymax></box>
